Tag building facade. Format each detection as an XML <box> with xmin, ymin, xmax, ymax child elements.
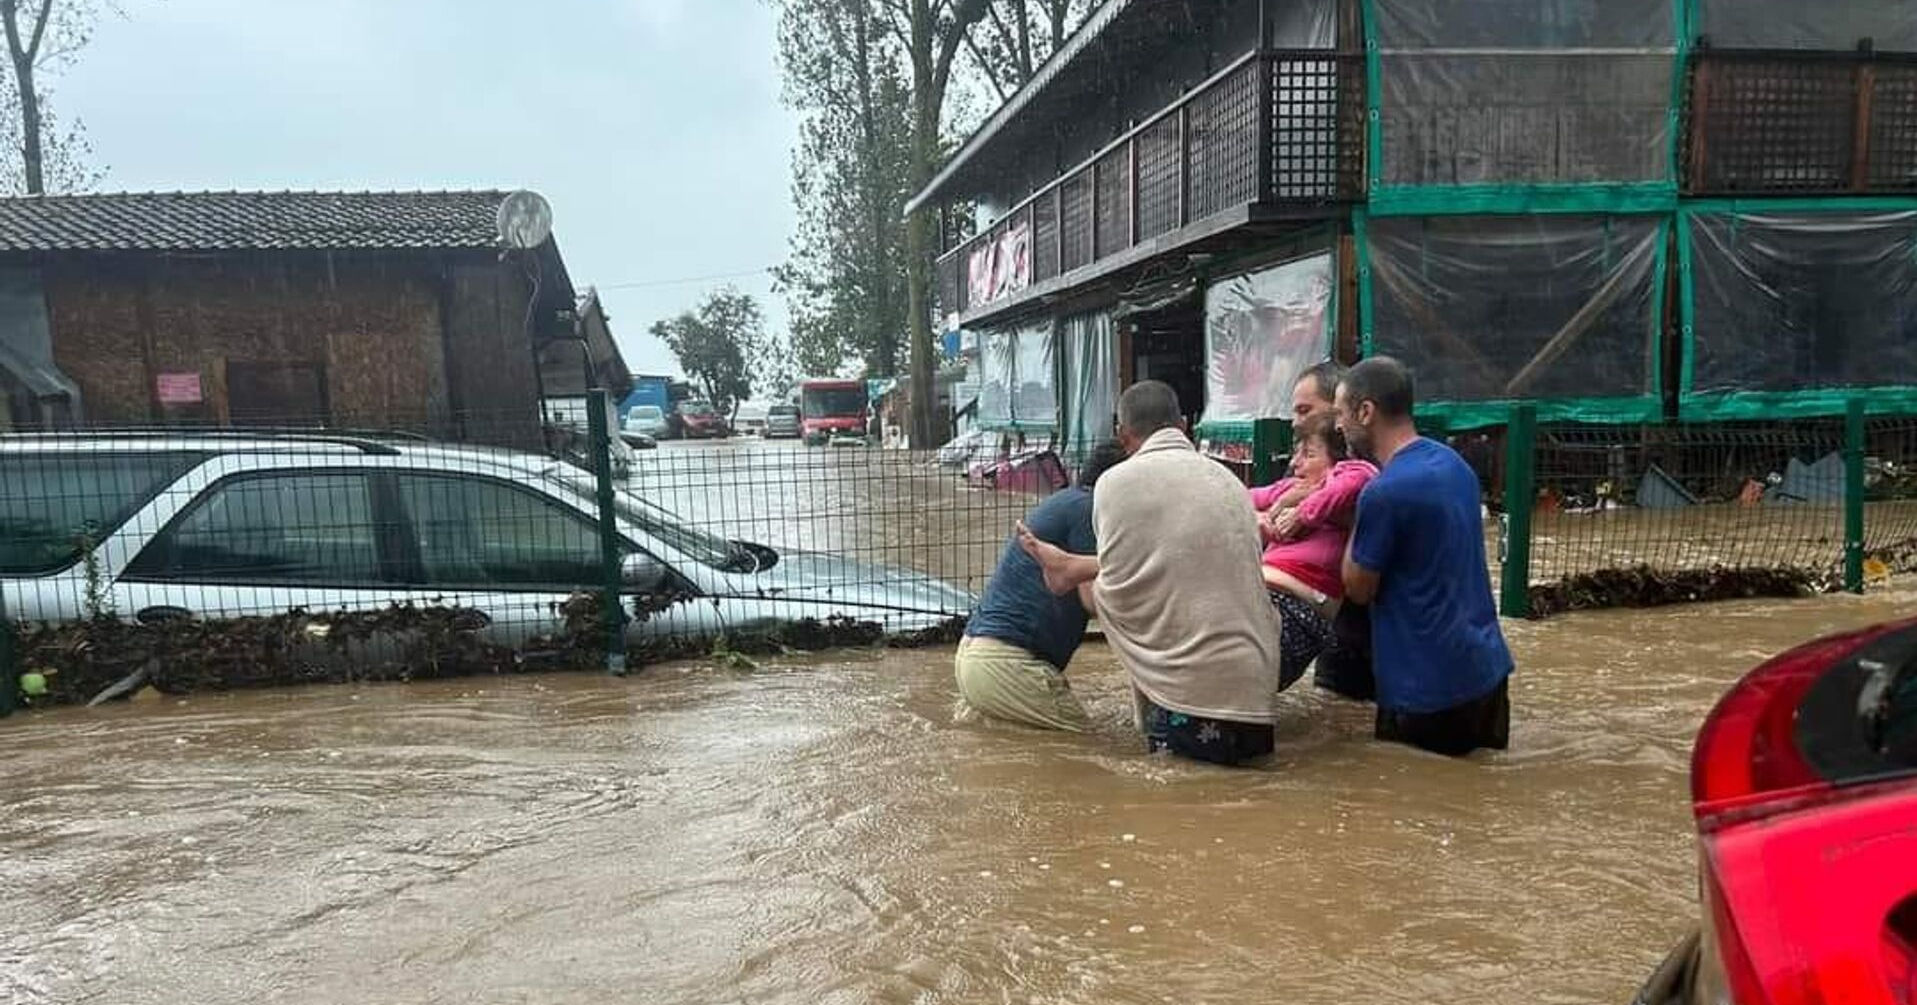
<box><xmin>0</xmin><ymin>191</ymin><xmax>630</xmax><ymax>448</ymax></box>
<box><xmin>914</xmin><ymin>0</ymin><xmax>1917</xmax><ymax>469</ymax></box>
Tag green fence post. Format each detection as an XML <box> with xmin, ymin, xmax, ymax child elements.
<box><xmin>587</xmin><ymin>388</ymin><xmax>628</xmax><ymax>675</ymax></box>
<box><xmin>1844</xmin><ymin>397</ymin><xmax>1867</xmax><ymax>594</ymax></box>
<box><xmin>1250</xmin><ymin>417</ymin><xmax>1290</xmax><ymax>486</ymax></box>
<box><xmin>1499</xmin><ymin>405</ymin><xmax>1538</xmax><ymax>619</ymax></box>
<box><xmin>0</xmin><ymin>593</ymin><xmax>15</xmax><ymax>719</ymax></box>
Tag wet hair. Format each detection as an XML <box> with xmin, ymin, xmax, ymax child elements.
<box><xmin>1342</xmin><ymin>356</ymin><xmax>1415</xmax><ymax>420</ymax></box>
<box><xmin>1116</xmin><ymin>380</ymin><xmax>1181</xmax><ymax>438</ymax></box>
<box><xmin>1296</xmin><ymin>360</ymin><xmax>1345</xmax><ymax>406</ymax></box>
<box><xmin>1077</xmin><ymin>441</ymin><xmax>1127</xmax><ymax>490</ymax></box>
<box><xmin>1293</xmin><ymin>411</ymin><xmax>1348</xmax><ymax>460</ymax></box>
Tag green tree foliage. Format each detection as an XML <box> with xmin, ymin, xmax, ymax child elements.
<box><xmin>650</xmin><ymin>288</ymin><xmax>768</xmax><ymax>417</ymax></box>
<box><xmin>774</xmin><ymin>0</ymin><xmax>1090</xmax><ymax>439</ymax></box>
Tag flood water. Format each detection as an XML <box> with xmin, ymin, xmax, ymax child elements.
<box><xmin>4</xmin><ymin>587</ymin><xmax>1915</xmax><ymax>1004</ymax></box>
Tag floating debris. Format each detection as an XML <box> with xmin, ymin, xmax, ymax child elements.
<box><xmin>1527</xmin><ymin>565</ymin><xmax>1817</xmax><ymax>619</ymax></box>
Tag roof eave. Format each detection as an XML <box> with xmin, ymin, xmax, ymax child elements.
<box><xmin>903</xmin><ymin>0</ymin><xmax>1135</xmax><ymax>216</ymax></box>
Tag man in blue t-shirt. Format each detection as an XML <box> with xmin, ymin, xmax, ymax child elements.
<box><xmin>1337</xmin><ymin>357</ymin><xmax>1513</xmax><ymax>756</ymax></box>
<box><xmin>956</xmin><ymin>442</ymin><xmax>1128</xmax><ymax>732</ymax></box>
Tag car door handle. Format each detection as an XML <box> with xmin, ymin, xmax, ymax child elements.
<box><xmin>136</xmin><ymin>605</ymin><xmax>193</xmax><ymax>625</ymax></box>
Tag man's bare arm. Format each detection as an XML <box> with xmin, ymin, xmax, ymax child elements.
<box><xmin>1017</xmin><ymin>521</ymin><xmax>1100</xmax><ymax>596</ymax></box>
<box><xmin>1342</xmin><ymin>534</ymin><xmax>1380</xmax><ymax>606</ymax></box>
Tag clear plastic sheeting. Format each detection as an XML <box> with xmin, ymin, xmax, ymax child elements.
<box><xmin>1367</xmin><ymin>214</ymin><xmax>1662</xmax><ymax>403</ymax></box>
<box><xmin>1379</xmin><ymin>55</ymin><xmax>1674</xmax><ymax>186</ymax></box>
<box><xmin>1686</xmin><ymin>209</ymin><xmax>1917</xmax><ymax>399</ymax></box>
<box><xmin>974</xmin><ymin>322</ymin><xmax>1058</xmax><ymax>430</ymax></box>
<box><xmin>1201</xmin><ymin>253</ymin><xmax>1334</xmax><ymax>426</ymax></box>
<box><xmin>1060</xmin><ymin>310</ymin><xmax>1116</xmax><ymax>457</ymax></box>
<box><xmin>1271</xmin><ymin>0</ymin><xmax>1336</xmax><ymax>49</ymax></box>
<box><xmin>1696</xmin><ymin>0</ymin><xmax>1917</xmax><ymax>53</ymax></box>
<box><xmin>1012</xmin><ymin>321</ymin><xmax>1058</xmax><ymax>427</ymax></box>
<box><xmin>1371</xmin><ymin>0</ymin><xmax>1677</xmax><ymax>188</ymax></box>
<box><xmin>1374</xmin><ymin>0</ymin><xmax>1673</xmax><ymax>48</ymax></box>
<box><xmin>976</xmin><ymin>329</ymin><xmax>1016</xmax><ymax>428</ymax></box>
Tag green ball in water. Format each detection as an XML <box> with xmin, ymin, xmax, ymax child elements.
<box><xmin>19</xmin><ymin>672</ymin><xmax>47</xmax><ymax>697</ymax></box>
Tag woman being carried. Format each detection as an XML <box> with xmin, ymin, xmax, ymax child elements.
<box><xmin>1249</xmin><ymin>411</ymin><xmax>1377</xmax><ymax>688</ymax></box>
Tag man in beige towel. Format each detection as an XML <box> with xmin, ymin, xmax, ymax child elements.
<box><xmin>1019</xmin><ymin>381</ymin><xmax>1286</xmax><ymax>765</ymax></box>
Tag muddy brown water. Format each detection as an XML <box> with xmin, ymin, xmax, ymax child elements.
<box><xmin>5</xmin><ymin>588</ymin><xmax>1916</xmax><ymax>1004</ymax></box>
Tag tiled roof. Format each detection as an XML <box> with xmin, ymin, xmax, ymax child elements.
<box><xmin>0</xmin><ymin>190</ymin><xmax>519</xmax><ymax>252</ymax></box>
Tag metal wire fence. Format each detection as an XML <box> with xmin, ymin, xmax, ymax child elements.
<box><xmin>0</xmin><ymin>407</ymin><xmax>1058</xmax><ymax>711</ymax></box>
<box><xmin>1509</xmin><ymin>415</ymin><xmax>1917</xmax><ymax>616</ymax></box>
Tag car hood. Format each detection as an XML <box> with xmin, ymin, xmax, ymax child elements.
<box><xmin>715</xmin><ymin>549</ymin><xmax>974</xmax><ymax>618</ymax></box>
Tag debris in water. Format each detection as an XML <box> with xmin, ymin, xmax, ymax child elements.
<box><xmin>1120</xmin><ymin>833</ymin><xmax>1136</xmax><ymax>842</ymax></box>
<box><xmin>1098</xmin><ymin>861</ymin><xmax>1111</xmax><ymax>869</ymax></box>
<box><xmin>978</xmin><ymin>870</ymin><xmax>994</xmax><ymax>878</ymax></box>
<box><xmin>1038</xmin><ymin>864</ymin><xmax>1051</xmax><ymax>871</ymax></box>
<box><xmin>1107</xmin><ymin>879</ymin><xmax>1124</xmax><ymax>888</ymax></box>
<box><xmin>1128</xmin><ymin>925</ymin><xmax>1146</xmax><ymax>934</ymax></box>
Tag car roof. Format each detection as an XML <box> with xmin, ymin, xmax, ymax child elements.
<box><xmin>0</xmin><ymin>430</ymin><xmax>581</xmax><ymax>481</ymax></box>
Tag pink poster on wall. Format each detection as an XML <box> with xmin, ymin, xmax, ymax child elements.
<box><xmin>156</xmin><ymin>372</ymin><xmax>203</xmax><ymax>405</ymax></box>
<box><xmin>966</xmin><ymin>221</ymin><xmax>1031</xmax><ymax>309</ymax></box>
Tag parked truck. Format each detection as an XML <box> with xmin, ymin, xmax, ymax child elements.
<box><xmin>799</xmin><ymin>378</ymin><xmax>869</xmax><ymax>446</ymax></box>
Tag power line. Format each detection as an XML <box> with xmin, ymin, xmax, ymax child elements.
<box><xmin>595</xmin><ymin>267</ymin><xmax>775</xmax><ymax>291</ymax></box>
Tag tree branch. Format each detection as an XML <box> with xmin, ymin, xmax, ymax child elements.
<box><xmin>932</xmin><ymin>0</ymin><xmax>991</xmax><ymax>102</ymax></box>
<box><xmin>24</xmin><ymin>0</ymin><xmax>51</xmax><ymax>62</ymax></box>
<box><xmin>961</xmin><ymin>31</ymin><xmax>1009</xmax><ymax>102</ymax></box>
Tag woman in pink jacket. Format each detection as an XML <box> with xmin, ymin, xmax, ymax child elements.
<box><xmin>1248</xmin><ymin>411</ymin><xmax>1378</xmax><ymax>687</ymax></box>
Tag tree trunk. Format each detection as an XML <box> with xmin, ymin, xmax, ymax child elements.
<box><xmin>0</xmin><ymin>1</ymin><xmax>45</xmax><ymax>196</ymax></box>
<box><xmin>905</xmin><ymin>2</ymin><xmax>939</xmax><ymax>448</ymax></box>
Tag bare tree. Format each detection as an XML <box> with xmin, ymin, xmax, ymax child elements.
<box><xmin>0</xmin><ymin>0</ymin><xmax>110</xmax><ymax>194</ymax></box>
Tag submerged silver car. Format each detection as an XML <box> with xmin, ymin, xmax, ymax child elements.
<box><xmin>0</xmin><ymin>432</ymin><xmax>973</xmax><ymax>648</ymax></box>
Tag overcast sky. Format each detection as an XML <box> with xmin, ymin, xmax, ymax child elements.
<box><xmin>57</xmin><ymin>0</ymin><xmax>798</xmax><ymax>379</ymax></box>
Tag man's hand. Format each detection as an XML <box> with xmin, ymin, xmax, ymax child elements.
<box><xmin>1275</xmin><ymin>479</ymin><xmax>1313</xmax><ymax>510</ymax></box>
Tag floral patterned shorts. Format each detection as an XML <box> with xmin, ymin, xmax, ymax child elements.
<box><xmin>1136</xmin><ymin>690</ymin><xmax>1275</xmax><ymax>766</ymax></box>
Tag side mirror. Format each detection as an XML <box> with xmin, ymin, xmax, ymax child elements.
<box><xmin>620</xmin><ymin>552</ymin><xmax>669</xmax><ymax>592</ymax></box>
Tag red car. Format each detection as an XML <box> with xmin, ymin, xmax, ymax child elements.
<box><xmin>1634</xmin><ymin>616</ymin><xmax>1917</xmax><ymax>1005</ymax></box>
<box><xmin>677</xmin><ymin>402</ymin><xmax>731</xmax><ymax>439</ymax></box>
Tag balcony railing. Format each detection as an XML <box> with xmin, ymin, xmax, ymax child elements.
<box><xmin>937</xmin><ymin>49</ymin><xmax>1364</xmax><ymax>320</ymax></box>
<box><xmin>1684</xmin><ymin>46</ymin><xmax>1917</xmax><ymax>195</ymax></box>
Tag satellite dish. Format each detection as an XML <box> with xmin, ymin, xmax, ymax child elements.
<box><xmin>496</xmin><ymin>190</ymin><xmax>554</xmax><ymax>249</ymax></box>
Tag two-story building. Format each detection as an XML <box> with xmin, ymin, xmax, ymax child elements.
<box><xmin>914</xmin><ymin>0</ymin><xmax>1917</xmax><ymax>468</ymax></box>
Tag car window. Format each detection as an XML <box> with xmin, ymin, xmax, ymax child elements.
<box><xmin>1878</xmin><ymin>655</ymin><xmax>1917</xmax><ymax>767</ymax></box>
<box><xmin>542</xmin><ymin>469</ymin><xmax>737</xmax><ymax>571</ymax></box>
<box><xmin>396</xmin><ymin>474</ymin><xmax>623</xmax><ymax>589</ymax></box>
<box><xmin>634</xmin><ymin>406</ymin><xmax>662</xmax><ymax>419</ymax></box>
<box><xmin>126</xmin><ymin>473</ymin><xmax>381</xmax><ymax>583</ymax></box>
<box><xmin>0</xmin><ymin>452</ymin><xmax>205</xmax><ymax>574</ymax></box>
<box><xmin>770</xmin><ymin>405</ymin><xmax>797</xmax><ymax>416</ymax></box>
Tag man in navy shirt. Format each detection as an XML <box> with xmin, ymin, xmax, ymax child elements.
<box><xmin>956</xmin><ymin>442</ymin><xmax>1128</xmax><ymax>731</ymax></box>
<box><xmin>1337</xmin><ymin>357</ymin><xmax>1513</xmax><ymax>756</ymax></box>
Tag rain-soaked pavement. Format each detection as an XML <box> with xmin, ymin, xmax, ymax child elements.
<box><xmin>5</xmin><ymin>579</ymin><xmax>1916</xmax><ymax>1004</ymax></box>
